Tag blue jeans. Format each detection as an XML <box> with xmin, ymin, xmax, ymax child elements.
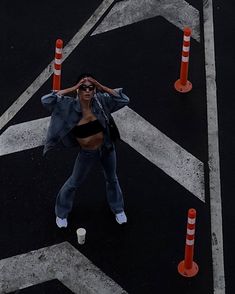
<box><xmin>55</xmin><ymin>147</ymin><xmax>124</xmax><ymax>218</ymax></box>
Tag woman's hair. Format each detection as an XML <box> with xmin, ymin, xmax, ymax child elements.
<box><xmin>76</xmin><ymin>72</ymin><xmax>95</xmax><ymax>84</ymax></box>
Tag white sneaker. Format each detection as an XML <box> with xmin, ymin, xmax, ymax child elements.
<box><xmin>56</xmin><ymin>216</ymin><xmax>68</xmax><ymax>228</ymax></box>
<box><xmin>115</xmin><ymin>211</ymin><xmax>127</xmax><ymax>224</ymax></box>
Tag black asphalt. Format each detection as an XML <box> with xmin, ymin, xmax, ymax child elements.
<box><xmin>1</xmin><ymin>0</ymin><xmax>232</xmax><ymax>293</ymax></box>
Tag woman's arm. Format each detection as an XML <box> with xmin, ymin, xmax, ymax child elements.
<box><xmin>56</xmin><ymin>78</ymin><xmax>87</xmax><ymax>96</ymax></box>
<box><xmin>56</xmin><ymin>85</ymin><xmax>77</xmax><ymax>96</ymax></box>
<box><xmin>88</xmin><ymin>77</ymin><xmax>130</xmax><ymax>112</ymax></box>
<box><xmin>41</xmin><ymin>78</ymin><xmax>88</xmax><ymax>112</ymax></box>
<box><xmin>88</xmin><ymin>77</ymin><xmax>120</xmax><ymax>97</ymax></box>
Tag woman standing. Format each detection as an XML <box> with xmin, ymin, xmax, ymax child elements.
<box><xmin>41</xmin><ymin>74</ymin><xmax>130</xmax><ymax>228</ymax></box>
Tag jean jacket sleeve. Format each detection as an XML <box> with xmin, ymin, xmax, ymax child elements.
<box><xmin>97</xmin><ymin>88</ymin><xmax>130</xmax><ymax>113</ymax></box>
<box><xmin>41</xmin><ymin>91</ymin><xmax>63</xmax><ymax>113</ymax></box>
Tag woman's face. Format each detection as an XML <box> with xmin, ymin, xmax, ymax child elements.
<box><xmin>77</xmin><ymin>78</ymin><xmax>95</xmax><ymax>101</ymax></box>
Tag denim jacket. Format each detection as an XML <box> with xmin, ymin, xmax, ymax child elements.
<box><xmin>41</xmin><ymin>88</ymin><xmax>129</xmax><ymax>155</ymax></box>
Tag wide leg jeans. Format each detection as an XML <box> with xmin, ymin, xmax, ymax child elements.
<box><xmin>55</xmin><ymin>147</ymin><xmax>124</xmax><ymax>218</ymax></box>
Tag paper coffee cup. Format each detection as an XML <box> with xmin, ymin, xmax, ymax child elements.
<box><xmin>76</xmin><ymin>228</ymin><xmax>86</xmax><ymax>244</ymax></box>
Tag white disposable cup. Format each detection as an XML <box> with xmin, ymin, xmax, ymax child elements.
<box><xmin>76</xmin><ymin>228</ymin><xmax>86</xmax><ymax>244</ymax></box>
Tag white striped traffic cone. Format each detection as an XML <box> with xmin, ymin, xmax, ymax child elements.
<box><xmin>53</xmin><ymin>39</ymin><xmax>63</xmax><ymax>91</ymax></box>
<box><xmin>174</xmin><ymin>27</ymin><xmax>192</xmax><ymax>93</ymax></box>
<box><xmin>178</xmin><ymin>208</ymin><xmax>199</xmax><ymax>277</ymax></box>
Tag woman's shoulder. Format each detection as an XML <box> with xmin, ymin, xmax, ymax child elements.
<box><xmin>53</xmin><ymin>94</ymin><xmax>76</xmax><ymax>111</ymax></box>
<box><xmin>55</xmin><ymin>94</ymin><xmax>76</xmax><ymax>107</ymax></box>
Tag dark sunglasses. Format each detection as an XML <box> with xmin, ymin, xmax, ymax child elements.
<box><xmin>79</xmin><ymin>84</ymin><xmax>95</xmax><ymax>91</ymax></box>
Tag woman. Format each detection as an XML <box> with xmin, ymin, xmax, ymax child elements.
<box><xmin>41</xmin><ymin>74</ymin><xmax>130</xmax><ymax>228</ymax></box>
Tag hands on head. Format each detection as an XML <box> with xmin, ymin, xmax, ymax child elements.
<box><xmin>55</xmin><ymin>76</ymin><xmax>106</xmax><ymax>96</ymax></box>
<box><xmin>76</xmin><ymin>77</ymin><xmax>103</xmax><ymax>92</ymax></box>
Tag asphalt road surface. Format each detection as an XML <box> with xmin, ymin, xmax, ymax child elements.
<box><xmin>0</xmin><ymin>1</ymin><xmax>234</xmax><ymax>293</ymax></box>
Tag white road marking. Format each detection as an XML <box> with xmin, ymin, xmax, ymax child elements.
<box><xmin>0</xmin><ymin>0</ymin><xmax>116</xmax><ymax>132</ymax></box>
<box><xmin>0</xmin><ymin>117</ymin><xmax>50</xmax><ymax>155</ymax></box>
<box><xmin>113</xmin><ymin>107</ymin><xmax>204</xmax><ymax>201</ymax></box>
<box><xmin>203</xmin><ymin>0</ymin><xmax>225</xmax><ymax>293</ymax></box>
<box><xmin>92</xmin><ymin>0</ymin><xmax>200</xmax><ymax>42</ymax></box>
<box><xmin>0</xmin><ymin>107</ymin><xmax>205</xmax><ymax>202</ymax></box>
<box><xmin>0</xmin><ymin>242</ymin><xmax>127</xmax><ymax>294</ymax></box>
<box><xmin>1</xmin><ymin>1</ymin><xmax>224</xmax><ymax>292</ymax></box>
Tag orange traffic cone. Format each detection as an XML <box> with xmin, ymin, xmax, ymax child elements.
<box><xmin>174</xmin><ymin>27</ymin><xmax>192</xmax><ymax>93</ymax></box>
<box><xmin>53</xmin><ymin>39</ymin><xmax>63</xmax><ymax>91</ymax></box>
<box><xmin>178</xmin><ymin>208</ymin><xmax>199</xmax><ymax>277</ymax></box>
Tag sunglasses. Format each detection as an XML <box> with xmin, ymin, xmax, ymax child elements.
<box><xmin>79</xmin><ymin>84</ymin><xmax>95</xmax><ymax>91</ymax></box>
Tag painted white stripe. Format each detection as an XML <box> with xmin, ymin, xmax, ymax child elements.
<box><xmin>55</xmin><ymin>47</ymin><xmax>62</xmax><ymax>54</ymax></box>
<box><xmin>0</xmin><ymin>242</ymin><xmax>127</xmax><ymax>294</ymax></box>
<box><xmin>113</xmin><ymin>107</ymin><xmax>205</xmax><ymax>201</ymax></box>
<box><xmin>0</xmin><ymin>117</ymin><xmax>50</xmax><ymax>155</ymax></box>
<box><xmin>0</xmin><ymin>0</ymin><xmax>116</xmax><ymax>131</ymax></box>
<box><xmin>54</xmin><ymin>58</ymin><xmax>62</xmax><ymax>65</ymax></box>
<box><xmin>92</xmin><ymin>0</ymin><xmax>200</xmax><ymax>42</ymax></box>
<box><xmin>53</xmin><ymin>68</ymin><xmax>61</xmax><ymax>75</ymax></box>
<box><xmin>0</xmin><ymin>107</ymin><xmax>205</xmax><ymax>201</ymax></box>
<box><xmin>188</xmin><ymin>217</ymin><xmax>196</xmax><ymax>224</ymax></box>
<box><xmin>182</xmin><ymin>56</ymin><xmax>189</xmax><ymax>62</ymax></box>
<box><xmin>203</xmin><ymin>0</ymin><xmax>226</xmax><ymax>293</ymax></box>
<box><xmin>186</xmin><ymin>239</ymin><xmax>194</xmax><ymax>246</ymax></box>
<box><xmin>183</xmin><ymin>46</ymin><xmax>190</xmax><ymax>52</ymax></box>
<box><xmin>184</xmin><ymin>35</ymin><xmax>191</xmax><ymax>42</ymax></box>
<box><xmin>187</xmin><ymin>229</ymin><xmax>195</xmax><ymax>235</ymax></box>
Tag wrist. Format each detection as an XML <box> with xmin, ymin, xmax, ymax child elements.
<box><xmin>103</xmin><ymin>87</ymin><xmax>118</xmax><ymax>97</ymax></box>
<box><xmin>60</xmin><ymin>86</ymin><xmax>76</xmax><ymax>95</ymax></box>
<box><xmin>102</xmin><ymin>86</ymin><xmax>114</xmax><ymax>93</ymax></box>
<box><xmin>101</xmin><ymin>86</ymin><xmax>108</xmax><ymax>92</ymax></box>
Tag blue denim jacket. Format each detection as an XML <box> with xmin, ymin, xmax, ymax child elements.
<box><xmin>41</xmin><ymin>88</ymin><xmax>129</xmax><ymax>155</ymax></box>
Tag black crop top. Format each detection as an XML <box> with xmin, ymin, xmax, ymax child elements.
<box><xmin>71</xmin><ymin>119</ymin><xmax>104</xmax><ymax>138</ymax></box>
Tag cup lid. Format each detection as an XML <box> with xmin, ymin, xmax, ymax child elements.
<box><xmin>76</xmin><ymin>228</ymin><xmax>86</xmax><ymax>235</ymax></box>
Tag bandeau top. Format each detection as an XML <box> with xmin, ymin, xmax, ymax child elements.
<box><xmin>71</xmin><ymin>119</ymin><xmax>104</xmax><ymax>138</ymax></box>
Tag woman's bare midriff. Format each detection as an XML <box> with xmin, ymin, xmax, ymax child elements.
<box><xmin>76</xmin><ymin>132</ymin><xmax>104</xmax><ymax>150</ymax></box>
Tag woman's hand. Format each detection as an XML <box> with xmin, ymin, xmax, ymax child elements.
<box><xmin>74</xmin><ymin>78</ymin><xmax>88</xmax><ymax>90</ymax></box>
<box><xmin>55</xmin><ymin>78</ymin><xmax>87</xmax><ymax>96</ymax></box>
<box><xmin>56</xmin><ymin>90</ymin><xmax>65</xmax><ymax>96</ymax></box>
<box><xmin>87</xmin><ymin>77</ymin><xmax>105</xmax><ymax>91</ymax></box>
<box><xmin>55</xmin><ymin>77</ymin><xmax>118</xmax><ymax>97</ymax></box>
<box><xmin>88</xmin><ymin>77</ymin><xmax>119</xmax><ymax>97</ymax></box>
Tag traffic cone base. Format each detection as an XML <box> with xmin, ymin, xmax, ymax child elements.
<box><xmin>174</xmin><ymin>79</ymin><xmax>192</xmax><ymax>93</ymax></box>
<box><xmin>178</xmin><ymin>260</ymin><xmax>199</xmax><ymax>277</ymax></box>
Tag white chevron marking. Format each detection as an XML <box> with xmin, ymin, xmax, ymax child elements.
<box><xmin>0</xmin><ymin>242</ymin><xmax>127</xmax><ymax>294</ymax></box>
<box><xmin>92</xmin><ymin>0</ymin><xmax>200</xmax><ymax>42</ymax></box>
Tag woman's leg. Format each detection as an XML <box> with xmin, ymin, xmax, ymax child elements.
<box><xmin>100</xmin><ymin>148</ymin><xmax>124</xmax><ymax>214</ymax></box>
<box><xmin>55</xmin><ymin>149</ymin><xmax>98</xmax><ymax>218</ymax></box>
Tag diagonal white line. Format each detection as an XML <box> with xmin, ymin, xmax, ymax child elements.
<box><xmin>203</xmin><ymin>0</ymin><xmax>225</xmax><ymax>293</ymax></box>
<box><xmin>92</xmin><ymin>0</ymin><xmax>200</xmax><ymax>42</ymax></box>
<box><xmin>0</xmin><ymin>0</ymin><xmax>115</xmax><ymax>132</ymax></box>
<box><xmin>0</xmin><ymin>107</ymin><xmax>205</xmax><ymax>202</ymax></box>
<box><xmin>113</xmin><ymin>107</ymin><xmax>205</xmax><ymax>201</ymax></box>
<box><xmin>0</xmin><ymin>242</ymin><xmax>127</xmax><ymax>293</ymax></box>
<box><xmin>0</xmin><ymin>117</ymin><xmax>50</xmax><ymax>155</ymax></box>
